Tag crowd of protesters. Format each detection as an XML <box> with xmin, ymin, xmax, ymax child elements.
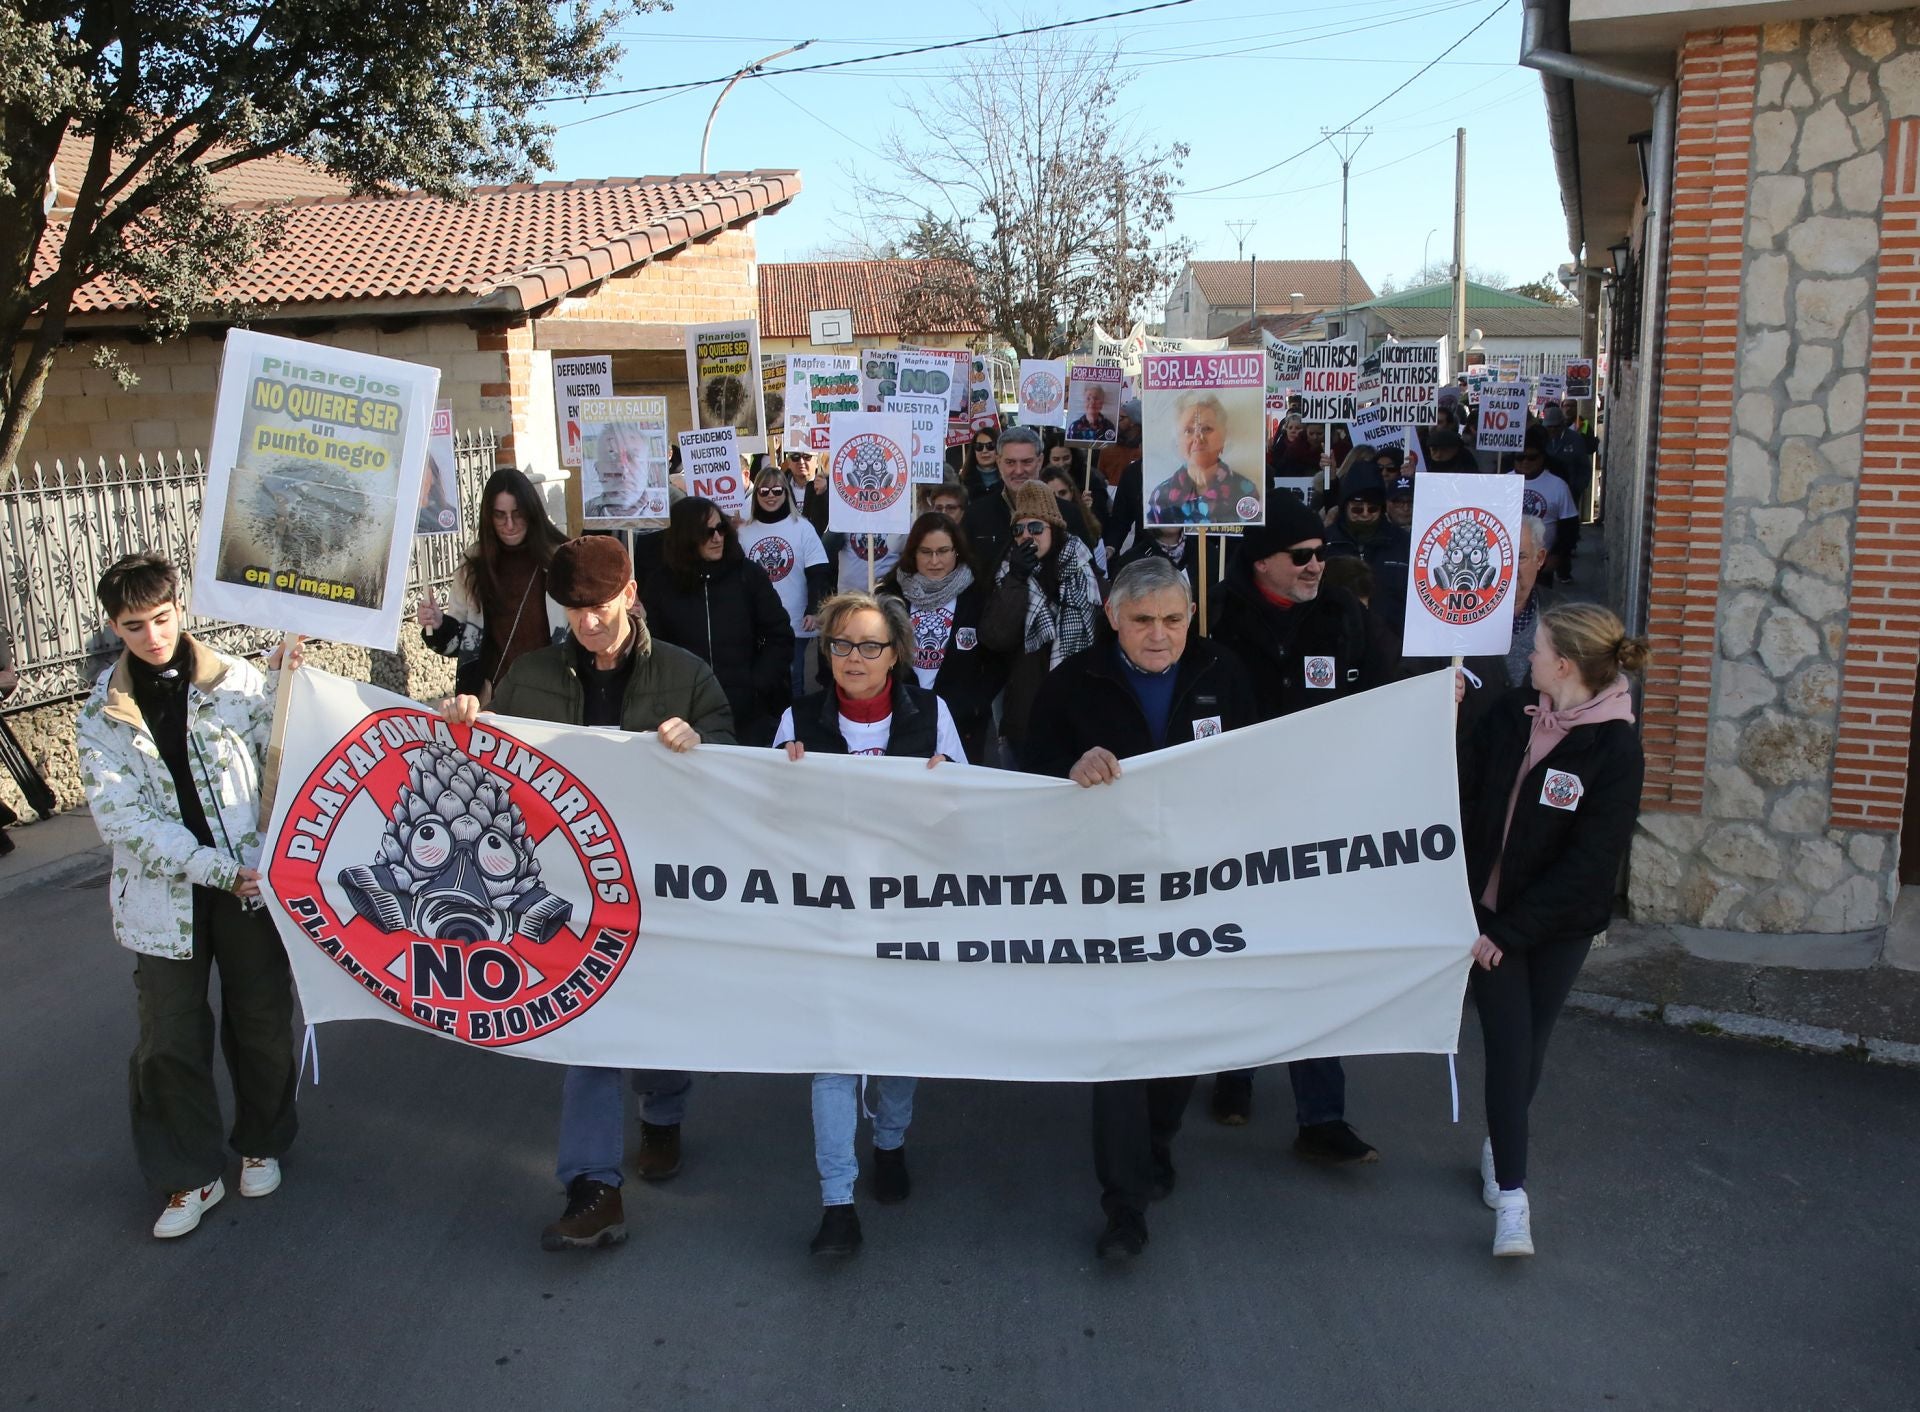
<box><xmin>71</xmin><ymin>367</ymin><xmax>1643</xmax><ymax>1269</ymax></box>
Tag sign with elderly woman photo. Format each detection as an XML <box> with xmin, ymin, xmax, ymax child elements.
<box><xmin>578</xmin><ymin>396</ymin><xmax>670</xmax><ymax>528</ymax></box>
<box><xmin>1401</xmin><ymin>472</ymin><xmax>1525</xmax><ymax>657</ymax></box>
<box><xmin>1065</xmin><ymin>361</ymin><xmax>1124</xmax><ymax>445</ymax></box>
<box><xmin>1141</xmin><ymin>352</ymin><xmax>1266</xmax><ymax>528</ymax></box>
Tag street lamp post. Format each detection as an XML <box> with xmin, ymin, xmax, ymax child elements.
<box><xmin>699</xmin><ymin>40</ymin><xmax>814</xmax><ymax>172</ymax></box>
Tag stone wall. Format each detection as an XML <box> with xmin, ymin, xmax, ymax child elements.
<box><xmin>1630</xmin><ymin>14</ymin><xmax>1915</xmax><ymax>933</ymax></box>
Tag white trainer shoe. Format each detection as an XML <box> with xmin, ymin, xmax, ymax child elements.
<box><xmin>1481</xmin><ymin>1138</ymin><xmax>1499</xmax><ymax>1209</ymax></box>
<box><xmin>239</xmin><ymin>1156</ymin><xmax>282</xmax><ymax>1199</ymax></box>
<box><xmin>153</xmin><ymin>1178</ymin><xmax>224</xmax><ymax>1239</ymax></box>
<box><xmin>1493</xmin><ymin>1188</ymin><xmax>1534</xmax><ymax>1258</ymax></box>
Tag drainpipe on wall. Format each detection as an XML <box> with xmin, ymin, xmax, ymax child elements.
<box><xmin>1519</xmin><ymin>0</ymin><xmax>1674</xmax><ymax>635</ymax></box>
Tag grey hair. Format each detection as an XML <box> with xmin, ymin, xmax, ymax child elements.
<box><xmin>997</xmin><ymin>425</ymin><xmax>1044</xmax><ymax>455</ymax></box>
<box><xmin>1520</xmin><ymin>514</ymin><xmax>1549</xmax><ymax>553</ymax></box>
<box><xmin>1109</xmin><ymin>555</ymin><xmax>1193</xmax><ymax>611</ymax></box>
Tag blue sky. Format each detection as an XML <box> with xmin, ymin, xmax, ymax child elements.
<box><xmin>543</xmin><ymin>0</ymin><xmax>1570</xmax><ymax>300</ymax></box>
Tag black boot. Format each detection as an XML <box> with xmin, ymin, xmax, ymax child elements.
<box><xmin>1210</xmin><ymin>1070</ymin><xmax>1252</xmax><ymax>1126</ymax></box>
<box><xmin>873</xmin><ymin>1145</ymin><xmax>911</xmax><ymax>1204</ymax></box>
<box><xmin>1096</xmin><ymin>1206</ymin><xmax>1149</xmax><ymax>1260</ymax></box>
<box><xmin>810</xmin><ymin>1204</ymin><xmax>863</xmax><ymax>1257</ymax></box>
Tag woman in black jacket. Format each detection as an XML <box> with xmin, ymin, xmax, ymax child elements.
<box><xmin>1459</xmin><ymin>602</ymin><xmax>1648</xmax><ymax>1260</ymax></box>
<box><xmin>640</xmin><ymin>496</ymin><xmax>795</xmax><ymax>746</ymax></box>
<box><xmin>877</xmin><ymin>513</ymin><xmax>1008</xmax><ymax>766</ymax></box>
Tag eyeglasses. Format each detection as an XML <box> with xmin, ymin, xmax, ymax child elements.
<box><xmin>1014</xmin><ymin>519</ymin><xmax>1050</xmax><ymax>536</ymax></box>
<box><xmin>974</xmin><ymin>444</ymin><xmax>997</xmax><ymax>454</ymax></box>
<box><xmin>918</xmin><ymin>545</ymin><xmax>957</xmax><ymax>559</ymax></box>
<box><xmin>825</xmin><ymin>638</ymin><xmax>892</xmax><ymax>659</ymax></box>
<box><xmin>1283</xmin><ymin>546</ymin><xmax>1330</xmax><ymax>566</ymax></box>
<box><xmin>756</xmin><ymin>485</ymin><xmax>786</xmax><ymax>496</ymax></box>
<box><xmin>490</xmin><ymin>508</ymin><xmax>524</xmax><ymax>524</ymax></box>
<box><xmin>703</xmin><ymin>523</ymin><xmax>725</xmax><ymax>539</ymax></box>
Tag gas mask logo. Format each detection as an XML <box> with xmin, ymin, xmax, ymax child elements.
<box><xmin>339</xmin><ymin>743</ymin><xmax>573</xmax><ymax>944</ymax></box>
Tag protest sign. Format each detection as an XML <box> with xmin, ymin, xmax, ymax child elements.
<box><xmin>1495</xmin><ymin>356</ymin><xmax>1523</xmax><ymax>383</ymax></box>
<box><xmin>896</xmin><ymin>350</ymin><xmax>965</xmax><ymax>413</ymax></box>
<box><xmin>1146</xmin><ymin>333</ymin><xmax>1229</xmax><ymax>354</ymax></box>
<box><xmin>1141</xmin><ymin>353</ymin><xmax>1265</xmax><ymax>528</ymax></box>
<box><xmin>967</xmin><ymin>354</ymin><xmax>1000</xmax><ymax>432</ymax></box>
<box><xmin>1271</xmin><ymin>476</ymin><xmax>1316</xmax><ymax>508</ymax></box>
<box><xmin>1300</xmin><ymin>341</ymin><xmax>1360</xmax><ymax>423</ymax></box>
<box><xmin>1476</xmin><ymin>384</ymin><xmax>1530</xmax><ymax>455</ymax></box>
<box><xmin>762</xmin><ymin>356</ymin><xmax>786</xmax><ymax>446</ymax></box>
<box><xmin>1534</xmin><ymin>372</ymin><xmax>1566</xmax><ymax>406</ymax></box>
<box><xmin>551</xmin><ymin>355</ymin><xmax>611</xmax><ymax>468</ymax></box>
<box><xmin>1347</xmin><ymin>402</ymin><xmax>1399</xmax><ymax>451</ymax></box>
<box><xmin>826</xmin><ymin>412</ymin><xmax>916</xmax><ymax>534</ymax></box>
<box><xmin>882</xmin><ymin>394</ymin><xmax>949</xmax><ymax>484</ymax></box>
<box><xmin>1378</xmin><ymin>341</ymin><xmax>1442</xmax><ymax>427</ymax></box>
<box><xmin>1065</xmin><ymin>362</ymin><xmax>1124</xmax><ymax>444</ymax></box>
<box><xmin>786</xmin><ymin>354</ymin><xmax>857</xmax><ymax>451</ymax></box>
<box><xmin>415</xmin><ymin>402</ymin><xmax>460</xmax><ymax>537</ymax></box>
<box><xmin>1262</xmin><ymin>332</ymin><xmax>1304</xmax><ymax>394</ymax></box>
<box><xmin>1401</xmin><ymin>472</ymin><xmax>1525</xmax><ymax>658</ymax></box>
<box><xmin>1358</xmin><ymin>352</ymin><xmax>1382</xmax><ymax>408</ymax></box>
<box><xmin>1264</xmin><ymin>393</ymin><xmax>1289</xmax><ymax>447</ymax></box>
<box><xmin>193</xmin><ymin>330</ymin><xmax>437</xmax><ymax>651</ymax></box>
<box><xmin>859</xmin><ymin>347</ymin><xmax>901</xmax><ymax>411</ymax></box>
<box><xmin>261</xmin><ymin>667</ymin><xmax>1473</xmax><ymax>1078</ymax></box>
<box><xmin>1563</xmin><ymin>358</ymin><xmax>1594</xmax><ymax>399</ymax></box>
<box><xmin>685</xmin><ymin>321</ymin><xmax>767</xmax><ymax>453</ymax></box>
<box><xmin>578</xmin><ymin>397</ymin><xmax>670</xmax><ymax>527</ymax></box>
<box><xmin>1018</xmin><ymin>359</ymin><xmax>1068</xmax><ymax>428</ymax></box>
<box><xmin>677</xmin><ymin>427</ymin><xmax>745</xmax><ymax>515</ymax></box>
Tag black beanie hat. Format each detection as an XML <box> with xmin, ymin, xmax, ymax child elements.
<box><xmin>1239</xmin><ymin>497</ymin><xmax>1328</xmax><ymax>562</ymax></box>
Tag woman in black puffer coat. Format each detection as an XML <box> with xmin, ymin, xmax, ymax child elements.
<box><xmin>640</xmin><ymin>496</ymin><xmax>794</xmax><ymax>746</ymax></box>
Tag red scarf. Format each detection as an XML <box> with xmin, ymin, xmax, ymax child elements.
<box><xmin>835</xmin><ymin>685</ymin><xmax>893</xmax><ymax>723</ymax></box>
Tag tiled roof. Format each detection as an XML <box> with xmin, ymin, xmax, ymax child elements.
<box><xmin>1350</xmin><ymin>280</ymin><xmax>1556</xmax><ymax>311</ymax></box>
<box><xmin>1371</xmin><ymin>306</ymin><xmax>1582</xmax><ymax>339</ymax></box>
<box><xmin>1221</xmin><ymin>310</ymin><xmax>1323</xmax><ymax>346</ymax></box>
<box><xmin>42</xmin><ymin>171</ymin><xmax>801</xmax><ymax>317</ymax></box>
<box><xmin>759</xmin><ymin>259</ymin><xmax>985</xmax><ymax>339</ymax></box>
<box><xmin>1186</xmin><ymin>260</ymin><xmax>1374</xmax><ymax>310</ymax></box>
<box><xmin>49</xmin><ymin>130</ymin><xmax>355</xmax><ymax>211</ymax></box>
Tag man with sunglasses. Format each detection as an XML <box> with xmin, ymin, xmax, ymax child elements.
<box><xmin>783</xmin><ymin>447</ymin><xmax>832</xmax><ymax>539</ymax></box>
<box><xmin>1205</xmin><ymin>496</ymin><xmax>1397</xmax><ymax>1154</ymax></box>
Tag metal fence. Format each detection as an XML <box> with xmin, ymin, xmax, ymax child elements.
<box><xmin>0</xmin><ymin>431</ymin><xmax>496</xmax><ymax>711</ymax></box>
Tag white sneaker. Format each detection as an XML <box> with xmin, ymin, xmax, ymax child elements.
<box><xmin>153</xmin><ymin>1178</ymin><xmax>224</xmax><ymax>1239</ymax></box>
<box><xmin>1493</xmin><ymin>1188</ymin><xmax>1534</xmax><ymax>1258</ymax></box>
<box><xmin>239</xmin><ymin>1156</ymin><xmax>282</xmax><ymax>1198</ymax></box>
<box><xmin>1481</xmin><ymin>1138</ymin><xmax>1499</xmax><ymax>1209</ymax></box>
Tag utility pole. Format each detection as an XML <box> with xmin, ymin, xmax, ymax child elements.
<box><xmin>1320</xmin><ymin>128</ymin><xmax>1372</xmax><ymax>333</ymax></box>
<box><xmin>1227</xmin><ymin>219</ymin><xmax>1257</xmax><ymax>336</ymax></box>
<box><xmin>700</xmin><ymin>40</ymin><xmax>814</xmax><ymax>171</ymax></box>
<box><xmin>1113</xmin><ymin>173</ymin><xmax>1129</xmax><ymax>330</ymax></box>
<box><xmin>1452</xmin><ymin>127</ymin><xmax>1468</xmax><ymax>362</ymax></box>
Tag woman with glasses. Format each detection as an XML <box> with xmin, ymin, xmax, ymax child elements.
<box><xmin>771</xmin><ymin>591</ymin><xmax>965</xmax><ymax>1259</ymax></box>
<box><xmin>737</xmin><ymin>465</ymin><xmax>833</xmax><ymax>698</ymax></box>
<box><xmin>418</xmin><ymin>466</ymin><xmax>568</xmax><ymax>702</ymax></box>
<box><xmin>877</xmin><ymin>512</ymin><xmax>1008</xmax><ymax>766</ymax></box>
<box><xmin>962</xmin><ymin>429</ymin><xmax>1001</xmax><ymax>500</ymax></box>
<box><xmin>640</xmin><ymin>496</ymin><xmax>795</xmax><ymax>747</ymax></box>
<box><xmin>980</xmin><ymin>481</ymin><xmax>1102</xmax><ymax>765</ymax></box>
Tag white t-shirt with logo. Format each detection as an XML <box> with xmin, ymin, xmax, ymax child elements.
<box><xmin>908</xmin><ymin>600</ymin><xmax>963</xmax><ymax>688</ymax></box>
<box><xmin>738</xmin><ymin>517</ymin><xmax>829</xmax><ymax>637</ymax></box>
<box><xmin>773</xmin><ymin>697</ymin><xmax>968</xmax><ymax>762</ymax></box>
<box><xmin>1518</xmin><ymin>469</ymin><xmax>1579</xmax><ymax>550</ymax></box>
<box><xmin>837</xmin><ymin>533</ymin><xmax>904</xmax><ymax>593</ymax></box>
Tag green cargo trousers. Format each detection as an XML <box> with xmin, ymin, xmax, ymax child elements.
<box><xmin>129</xmin><ymin>886</ymin><xmax>299</xmax><ymax>1193</ymax></box>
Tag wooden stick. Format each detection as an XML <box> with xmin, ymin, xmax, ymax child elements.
<box><xmin>257</xmin><ymin>631</ymin><xmax>298</xmax><ymax>826</ymax></box>
<box><xmin>866</xmin><ymin>534</ymin><xmax>876</xmax><ymax>595</ymax></box>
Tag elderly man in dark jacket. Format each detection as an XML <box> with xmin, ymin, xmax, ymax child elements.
<box><xmin>443</xmin><ymin>534</ymin><xmax>734</xmax><ymax>1254</ymax></box>
<box><xmin>1026</xmin><ymin>557</ymin><xmax>1258</xmax><ymax>1261</ymax></box>
<box><xmin>1204</xmin><ymin>498</ymin><xmax>1396</xmax><ymax>1158</ymax></box>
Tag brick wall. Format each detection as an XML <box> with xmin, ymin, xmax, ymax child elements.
<box><xmin>1640</xmin><ymin>27</ymin><xmax>1761</xmax><ymax>812</ymax></box>
<box><xmin>550</xmin><ymin>227</ymin><xmax>757</xmax><ymax>324</ymax></box>
<box><xmin>1831</xmin><ymin>116</ymin><xmax>1920</xmax><ymax>828</ymax></box>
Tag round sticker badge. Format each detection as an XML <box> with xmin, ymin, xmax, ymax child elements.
<box><xmin>1413</xmin><ymin>507</ymin><xmax>1516</xmax><ymax>627</ymax></box>
<box><xmin>832</xmin><ymin>432</ymin><xmax>909</xmax><ymax>513</ymax></box>
<box><xmin>1022</xmin><ymin>369</ymin><xmax>1064</xmax><ymax>414</ymax></box>
<box><xmin>272</xmin><ymin>710</ymin><xmax>640</xmax><ymax>1047</ymax></box>
<box><xmin>1235</xmin><ymin>495</ymin><xmax>1261</xmax><ymax>521</ymax></box>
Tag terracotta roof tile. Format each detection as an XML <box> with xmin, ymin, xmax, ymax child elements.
<box><xmin>759</xmin><ymin>259</ymin><xmax>985</xmax><ymax>339</ymax></box>
<box><xmin>1220</xmin><ymin>310</ymin><xmax>1324</xmax><ymax>345</ymax></box>
<box><xmin>1187</xmin><ymin>259</ymin><xmax>1374</xmax><ymax>310</ymax></box>
<box><xmin>41</xmin><ymin>171</ymin><xmax>801</xmax><ymax>317</ymax></box>
<box><xmin>49</xmin><ymin>130</ymin><xmax>355</xmax><ymax>211</ymax></box>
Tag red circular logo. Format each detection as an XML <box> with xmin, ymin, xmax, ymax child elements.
<box><xmin>746</xmin><ymin>533</ymin><xmax>795</xmax><ymax>583</ymax></box>
<box><xmin>1412</xmin><ymin>507</ymin><xmax>1515</xmax><ymax>626</ymax></box>
<box><xmin>831</xmin><ymin>432</ymin><xmax>908</xmax><ymax>513</ymax></box>
<box><xmin>270</xmin><ymin>708</ymin><xmax>640</xmax><ymax>1047</ymax></box>
<box><xmin>1022</xmin><ymin>370</ymin><xmax>1064</xmax><ymax>413</ymax></box>
<box><xmin>1235</xmin><ymin>495</ymin><xmax>1260</xmax><ymax>521</ymax></box>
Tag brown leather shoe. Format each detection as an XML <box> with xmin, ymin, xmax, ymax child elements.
<box><xmin>540</xmin><ymin>1178</ymin><xmax>627</xmax><ymax>1251</ymax></box>
<box><xmin>634</xmin><ymin>1121</ymin><xmax>683</xmax><ymax>1181</ymax></box>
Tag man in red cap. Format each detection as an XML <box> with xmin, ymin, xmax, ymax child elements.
<box><xmin>442</xmin><ymin>532</ymin><xmax>734</xmax><ymax>1253</ymax></box>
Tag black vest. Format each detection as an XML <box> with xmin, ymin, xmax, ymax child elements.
<box><xmin>790</xmin><ymin>681</ymin><xmax>941</xmax><ymax>758</ymax></box>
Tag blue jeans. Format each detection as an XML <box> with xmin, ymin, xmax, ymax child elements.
<box><xmin>554</xmin><ymin>1066</ymin><xmax>692</xmax><ymax>1188</ymax></box>
<box><xmin>1289</xmin><ymin>1057</ymin><xmax>1346</xmax><ymax>1127</ymax></box>
<box><xmin>811</xmin><ymin>1073</ymin><xmax>915</xmax><ymax>1205</ymax></box>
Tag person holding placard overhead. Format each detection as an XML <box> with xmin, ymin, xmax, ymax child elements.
<box><xmin>1459</xmin><ymin>604</ymin><xmax>1647</xmax><ymax>1257</ymax></box>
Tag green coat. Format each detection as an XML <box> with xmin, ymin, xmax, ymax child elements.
<box><xmin>490</xmin><ymin>634</ymin><xmax>737</xmax><ymax>744</ymax></box>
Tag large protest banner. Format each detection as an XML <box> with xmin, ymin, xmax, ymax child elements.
<box><xmin>1401</xmin><ymin>472</ymin><xmax>1525</xmax><ymax>658</ymax></box>
<box><xmin>677</xmin><ymin>427</ymin><xmax>745</xmax><ymax>515</ymax></box>
<box><xmin>261</xmin><ymin>668</ymin><xmax>1473</xmax><ymax>1078</ymax></box>
<box><xmin>1300</xmin><ymin>340</ymin><xmax>1360</xmax><ymax>423</ymax></box>
<box><xmin>415</xmin><ymin>402</ymin><xmax>461</xmax><ymax>537</ymax></box>
<box><xmin>1378</xmin><ymin>342</ymin><xmax>1442</xmax><ymax>426</ymax></box>
<box><xmin>578</xmin><ymin>397</ymin><xmax>669</xmax><ymax>527</ymax></box>
<box><xmin>882</xmin><ymin>394</ymin><xmax>948</xmax><ymax>484</ymax></box>
<box><xmin>1018</xmin><ymin>359</ymin><xmax>1068</xmax><ymax>428</ymax></box>
<box><xmin>1065</xmin><ymin>361</ymin><xmax>1124</xmax><ymax>445</ymax></box>
<box><xmin>194</xmin><ymin>330</ymin><xmax>437</xmax><ymax>651</ymax></box>
<box><xmin>785</xmin><ymin>354</ymin><xmax>858</xmax><ymax>451</ymax></box>
<box><xmin>826</xmin><ymin>412</ymin><xmax>915</xmax><ymax>535</ymax></box>
<box><xmin>685</xmin><ymin>321</ymin><xmax>767</xmax><ymax>453</ymax></box>
<box><xmin>1141</xmin><ymin>353</ymin><xmax>1266</xmax><ymax>529</ymax></box>
<box><xmin>551</xmin><ymin>355</ymin><xmax>611</xmax><ymax>469</ymax></box>
<box><xmin>1475</xmin><ymin>383</ymin><xmax>1530</xmax><ymax>455</ymax></box>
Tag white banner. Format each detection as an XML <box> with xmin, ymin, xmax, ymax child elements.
<box><xmin>193</xmin><ymin>330</ymin><xmax>438</xmax><ymax>651</ymax></box>
<box><xmin>685</xmin><ymin>321</ymin><xmax>767</xmax><ymax>454</ymax></box>
<box><xmin>1400</xmin><ymin>472</ymin><xmax>1525</xmax><ymax>658</ymax></box>
<box><xmin>1475</xmin><ymin>383</ymin><xmax>1530</xmax><ymax>455</ymax></box>
<box><xmin>677</xmin><ymin>427</ymin><xmax>744</xmax><ymax>515</ymax></box>
<box><xmin>260</xmin><ymin>669</ymin><xmax>1473</xmax><ymax>1078</ymax></box>
<box><xmin>551</xmin><ymin>355</ymin><xmax>612</xmax><ymax>468</ymax></box>
<box><xmin>881</xmin><ymin>394</ymin><xmax>949</xmax><ymax>484</ymax></box>
<box><xmin>826</xmin><ymin>411</ymin><xmax>916</xmax><ymax>533</ymax></box>
<box><xmin>1018</xmin><ymin>358</ymin><xmax>1068</xmax><ymax>427</ymax></box>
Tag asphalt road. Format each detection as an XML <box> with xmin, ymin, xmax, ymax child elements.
<box><xmin>3</xmin><ymin>870</ymin><xmax>1917</xmax><ymax>1412</ymax></box>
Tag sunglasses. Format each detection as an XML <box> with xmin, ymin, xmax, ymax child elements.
<box><xmin>756</xmin><ymin>484</ymin><xmax>786</xmax><ymax>495</ymax></box>
<box><xmin>1014</xmin><ymin>519</ymin><xmax>1050</xmax><ymax>536</ymax></box>
<box><xmin>1283</xmin><ymin>546</ymin><xmax>1330</xmax><ymax>566</ymax></box>
<box><xmin>702</xmin><ymin>523</ymin><xmax>725</xmax><ymax>539</ymax></box>
<box><xmin>825</xmin><ymin>638</ymin><xmax>891</xmax><ymax>660</ymax></box>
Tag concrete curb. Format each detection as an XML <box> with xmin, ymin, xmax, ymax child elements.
<box><xmin>1567</xmin><ymin>988</ymin><xmax>1920</xmax><ymax>1069</ymax></box>
<box><xmin>0</xmin><ymin>844</ymin><xmax>110</xmax><ymax>903</ymax></box>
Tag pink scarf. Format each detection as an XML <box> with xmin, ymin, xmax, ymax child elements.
<box><xmin>1481</xmin><ymin>678</ymin><xmax>1636</xmax><ymax>909</ymax></box>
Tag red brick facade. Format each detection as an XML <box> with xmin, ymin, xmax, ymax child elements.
<box><xmin>1639</xmin><ymin>27</ymin><xmax>1761</xmax><ymax>812</ymax></box>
